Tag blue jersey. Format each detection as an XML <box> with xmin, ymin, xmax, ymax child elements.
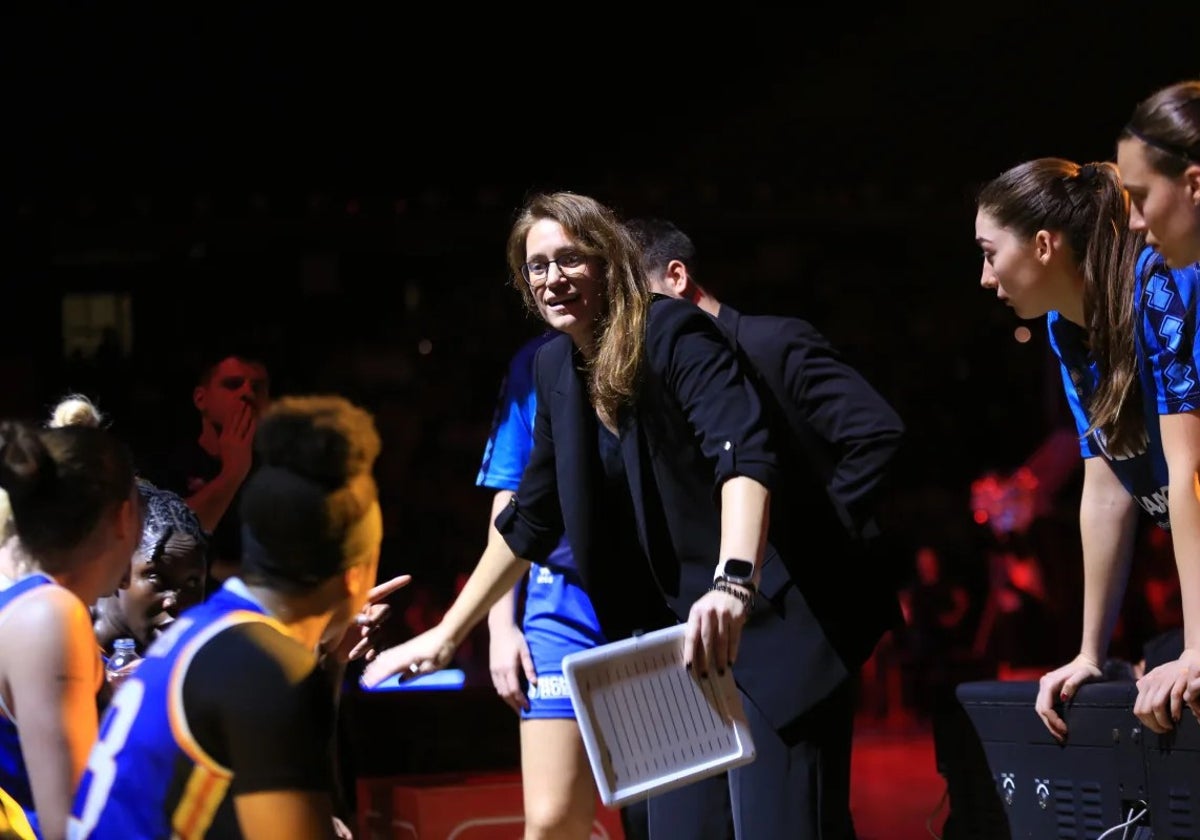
<box><xmin>477</xmin><ymin>331</ymin><xmax>573</xmax><ymax>573</ymax></box>
<box><xmin>70</xmin><ymin>581</ymin><xmax>332</xmax><ymax>840</ymax></box>
<box><xmin>0</xmin><ymin>573</ymin><xmax>55</xmax><ymax>838</ymax></box>
<box><xmin>1049</xmin><ymin>312</ymin><xmax>1170</xmax><ymax>527</ymax></box>
<box><xmin>477</xmin><ymin>333</ymin><xmax>606</xmax><ymax>719</ymax></box>
<box><xmin>1048</xmin><ymin>247</ymin><xmax>1200</xmax><ymax>529</ymax></box>
<box><xmin>1136</xmin><ymin>249</ymin><xmax>1200</xmax><ymax>418</ymax></box>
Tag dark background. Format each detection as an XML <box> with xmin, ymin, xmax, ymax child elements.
<box><xmin>3</xmin><ymin>5</ymin><xmax>1196</xmax><ymax>669</ymax></box>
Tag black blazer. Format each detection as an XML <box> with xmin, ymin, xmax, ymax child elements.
<box><xmin>497</xmin><ymin>297</ymin><xmax>897</xmax><ymax>728</ymax></box>
<box><xmin>716</xmin><ymin>304</ymin><xmax>905</xmax><ymax>539</ymax></box>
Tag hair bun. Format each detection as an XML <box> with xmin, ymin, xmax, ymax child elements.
<box><xmin>49</xmin><ymin>394</ymin><xmax>103</xmax><ymax>429</ymax></box>
<box><xmin>0</xmin><ymin>421</ymin><xmax>49</xmax><ymax>496</ymax></box>
<box><xmin>253</xmin><ymin>395</ymin><xmax>381</xmax><ymax>490</ymax></box>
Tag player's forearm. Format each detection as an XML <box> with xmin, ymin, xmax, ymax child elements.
<box><xmin>1077</xmin><ymin>465</ymin><xmax>1138</xmax><ymax>664</ymax></box>
<box><xmin>485</xmin><ymin>490</ymin><xmax>521</xmax><ymax>632</ymax></box>
<box><xmin>443</xmin><ymin>534</ymin><xmax>530</xmax><ymax>646</ymax></box>
<box><xmin>1161</xmin><ymin>411</ymin><xmax>1200</xmax><ymax>650</ymax></box>
<box><xmin>488</xmin><ymin>586</ymin><xmax>519</xmax><ymax>632</ymax></box>
<box><xmin>1168</xmin><ymin>475</ymin><xmax>1200</xmax><ymax>650</ymax></box>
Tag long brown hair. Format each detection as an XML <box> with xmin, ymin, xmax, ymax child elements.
<box><xmin>977</xmin><ymin>158</ymin><xmax>1144</xmax><ymax>455</ymax></box>
<box><xmin>506</xmin><ymin>191</ymin><xmax>649</xmax><ymax>426</ymax></box>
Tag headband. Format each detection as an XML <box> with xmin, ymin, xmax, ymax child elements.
<box><xmin>1125</xmin><ymin>124</ymin><xmax>1200</xmax><ymax>164</ymax></box>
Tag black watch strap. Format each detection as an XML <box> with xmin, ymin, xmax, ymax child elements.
<box><xmin>710</xmin><ymin>579</ymin><xmax>755</xmax><ymax>607</ymax></box>
<box><xmin>713</xmin><ymin>575</ymin><xmax>757</xmax><ymax>596</ymax></box>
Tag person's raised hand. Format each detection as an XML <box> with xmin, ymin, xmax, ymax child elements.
<box><xmin>217</xmin><ymin>402</ymin><xmax>257</xmax><ymax>482</ymax></box>
<box><xmin>331</xmin><ymin>574</ymin><xmax>412</xmax><ymax>663</ymax></box>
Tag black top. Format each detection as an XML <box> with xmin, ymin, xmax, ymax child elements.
<box><xmin>177</xmin><ymin>621</ymin><xmax>335</xmax><ymax>836</ymax></box>
<box><xmin>590</xmin><ymin>421</ymin><xmax>674</xmax><ymax>641</ymax></box>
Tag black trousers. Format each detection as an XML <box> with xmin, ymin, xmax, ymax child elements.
<box><xmin>646</xmin><ymin>677</ymin><xmax>858</xmax><ymax>840</ymax></box>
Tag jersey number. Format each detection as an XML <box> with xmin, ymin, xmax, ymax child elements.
<box><xmin>68</xmin><ymin>680</ymin><xmax>146</xmax><ymax>838</ymax></box>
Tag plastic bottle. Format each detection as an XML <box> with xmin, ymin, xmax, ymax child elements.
<box><xmin>106</xmin><ymin>638</ymin><xmax>142</xmax><ymax>690</ymax></box>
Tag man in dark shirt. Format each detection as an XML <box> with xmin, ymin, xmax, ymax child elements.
<box><xmin>626</xmin><ymin>217</ymin><xmax>906</xmax><ymax>540</ymax></box>
<box><xmin>150</xmin><ymin>351</ymin><xmax>270</xmax><ymax>591</ymax></box>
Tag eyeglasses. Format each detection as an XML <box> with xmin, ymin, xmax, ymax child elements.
<box><xmin>520</xmin><ymin>252</ymin><xmax>589</xmax><ymax>287</ymax></box>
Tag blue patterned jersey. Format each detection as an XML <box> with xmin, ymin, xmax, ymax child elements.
<box><xmin>1048</xmin><ymin>247</ymin><xmax>1200</xmax><ymax>528</ymax></box>
<box><xmin>69</xmin><ymin>581</ymin><xmax>333</xmax><ymax>840</ymax></box>
<box><xmin>1137</xmin><ymin>248</ymin><xmax>1200</xmax><ymax>416</ymax></box>
<box><xmin>1049</xmin><ymin>311</ymin><xmax>1169</xmax><ymax>527</ymax></box>
<box><xmin>0</xmin><ymin>573</ymin><xmax>55</xmax><ymax>838</ymax></box>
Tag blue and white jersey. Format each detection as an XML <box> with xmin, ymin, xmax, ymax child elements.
<box><xmin>477</xmin><ymin>331</ymin><xmax>574</xmax><ymax>574</ymax></box>
<box><xmin>0</xmin><ymin>573</ymin><xmax>56</xmax><ymax>838</ymax></box>
<box><xmin>477</xmin><ymin>332</ymin><xmax>606</xmax><ymax>721</ymax></box>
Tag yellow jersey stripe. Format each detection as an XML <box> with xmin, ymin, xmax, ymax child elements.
<box><xmin>166</xmin><ymin>610</ymin><xmax>288</xmax><ymax>773</ymax></box>
<box><xmin>171</xmin><ymin>764</ymin><xmax>230</xmax><ymax>840</ymax></box>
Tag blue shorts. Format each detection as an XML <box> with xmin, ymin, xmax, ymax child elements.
<box><xmin>521</xmin><ymin>563</ymin><xmax>606</xmax><ymax>720</ymax></box>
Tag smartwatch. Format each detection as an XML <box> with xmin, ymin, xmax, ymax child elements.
<box><xmin>715</xmin><ymin>558</ymin><xmax>757</xmax><ymax>594</ymax></box>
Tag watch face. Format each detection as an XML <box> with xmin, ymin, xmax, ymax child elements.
<box><xmin>722</xmin><ymin>559</ymin><xmax>755</xmax><ymax>580</ymax></box>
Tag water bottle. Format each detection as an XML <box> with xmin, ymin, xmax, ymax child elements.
<box><xmin>106</xmin><ymin>638</ymin><xmax>142</xmax><ymax>690</ymax></box>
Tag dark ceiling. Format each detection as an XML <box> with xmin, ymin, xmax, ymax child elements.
<box><xmin>9</xmin><ymin>5</ymin><xmax>1193</xmax><ymax>203</ymax></box>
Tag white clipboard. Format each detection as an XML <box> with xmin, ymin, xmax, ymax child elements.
<box><xmin>562</xmin><ymin>624</ymin><xmax>756</xmax><ymax>808</ymax></box>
